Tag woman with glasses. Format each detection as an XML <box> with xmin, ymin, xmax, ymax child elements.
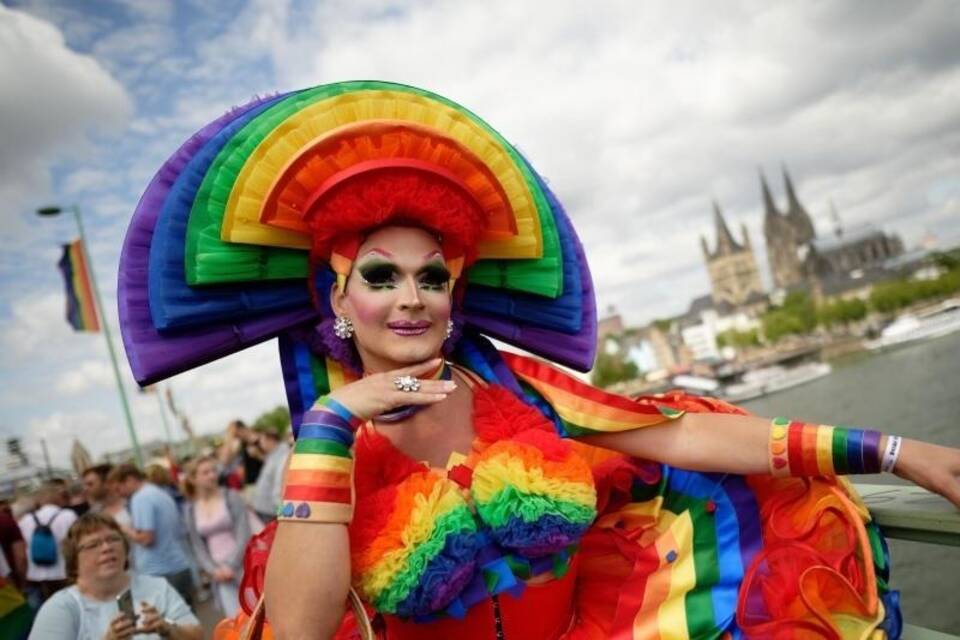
<box><xmin>27</xmin><ymin>513</ymin><xmax>202</xmax><ymax>640</ymax></box>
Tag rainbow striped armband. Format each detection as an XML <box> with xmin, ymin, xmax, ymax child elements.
<box><xmin>278</xmin><ymin>396</ymin><xmax>359</xmax><ymax>523</ymax></box>
<box><xmin>768</xmin><ymin>417</ymin><xmax>883</xmax><ymax>477</ymax></box>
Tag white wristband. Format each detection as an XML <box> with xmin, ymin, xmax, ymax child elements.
<box><xmin>881</xmin><ymin>435</ymin><xmax>902</xmax><ymax>473</ymax></box>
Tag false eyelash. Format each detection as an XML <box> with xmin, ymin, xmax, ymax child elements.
<box><xmin>418</xmin><ymin>265</ymin><xmax>451</xmax><ymax>290</ymax></box>
<box><xmin>359</xmin><ymin>263</ymin><xmax>398</xmax><ymax>288</ymax></box>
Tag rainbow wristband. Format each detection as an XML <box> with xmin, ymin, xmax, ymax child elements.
<box><xmin>769</xmin><ymin>417</ymin><xmax>883</xmax><ymax>477</ymax></box>
<box><xmin>306</xmin><ymin>395</ymin><xmax>362</xmax><ymax>431</ymax></box>
<box><xmin>278</xmin><ymin>396</ymin><xmax>359</xmax><ymax>523</ymax></box>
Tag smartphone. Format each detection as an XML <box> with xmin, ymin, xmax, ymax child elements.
<box><xmin>116</xmin><ymin>589</ymin><xmax>135</xmax><ymax>622</ymax></box>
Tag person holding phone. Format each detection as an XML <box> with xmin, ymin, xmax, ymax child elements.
<box><xmin>27</xmin><ymin>513</ymin><xmax>202</xmax><ymax>640</ymax></box>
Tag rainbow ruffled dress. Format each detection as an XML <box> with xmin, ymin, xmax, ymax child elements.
<box><xmin>297</xmin><ymin>338</ymin><xmax>899</xmax><ymax>640</ymax></box>
<box><xmin>115</xmin><ymin>80</ymin><xmax>902</xmax><ymax>639</ymax></box>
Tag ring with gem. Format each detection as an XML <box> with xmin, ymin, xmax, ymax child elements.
<box><xmin>393</xmin><ymin>375</ymin><xmax>421</xmax><ymax>393</ymax></box>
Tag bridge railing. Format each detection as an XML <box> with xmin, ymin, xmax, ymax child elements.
<box><xmin>855</xmin><ymin>483</ymin><xmax>960</xmax><ymax>639</ymax></box>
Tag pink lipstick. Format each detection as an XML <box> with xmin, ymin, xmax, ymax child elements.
<box><xmin>387</xmin><ymin>320</ymin><xmax>431</xmax><ymax>336</ymax></box>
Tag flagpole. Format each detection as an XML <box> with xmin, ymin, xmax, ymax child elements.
<box><xmin>57</xmin><ymin>204</ymin><xmax>144</xmax><ymax>467</ymax></box>
<box><xmin>155</xmin><ymin>385</ymin><xmax>174</xmax><ymax>445</ymax></box>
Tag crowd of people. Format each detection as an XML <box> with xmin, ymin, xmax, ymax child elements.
<box><xmin>0</xmin><ymin>418</ymin><xmax>290</xmax><ymax>638</ymax></box>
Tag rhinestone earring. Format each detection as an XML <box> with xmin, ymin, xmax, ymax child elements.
<box><xmin>333</xmin><ymin>316</ymin><xmax>354</xmax><ymax>340</ymax></box>
<box><xmin>445</xmin><ymin>319</ymin><xmax>454</xmax><ymax>339</ymax></box>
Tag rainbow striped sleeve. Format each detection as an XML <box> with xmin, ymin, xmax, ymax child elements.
<box><xmin>278</xmin><ymin>401</ymin><xmax>357</xmax><ymax>523</ymax></box>
<box><xmin>500</xmin><ymin>351</ymin><xmax>683</xmax><ymax>438</ymax></box>
<box><xmin>57</xmin><ymin>240</ymin><xmax>100</xmax><ymax>332</ymax></box>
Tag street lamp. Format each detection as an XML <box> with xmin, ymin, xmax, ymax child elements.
<box><xmin>37</xmin><ymin>204</ymin><xmax>144</xmax><ymax>467</ymax></box>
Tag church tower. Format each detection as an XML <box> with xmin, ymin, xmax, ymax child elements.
<box><xmin>762</xmin><ymin>168</ymin><xmax>816</xmax><ymax>290</ymax></box>
<box><xmin>701</xmin><ymin>201</ymin><xmax>764</xmax><ymax>307</ymax></box>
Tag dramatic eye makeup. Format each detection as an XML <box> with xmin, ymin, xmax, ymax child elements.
<box><xmin>356</xmin><ymin>259</ymin><xmax>450</xmax><ymax>291</ymax></box>
<box><xmin>358</xmin><ymin>260</ymin><xmax>398</xmax><ymax>289</ymax></box>
<box><xmin>418</xmin><ymin>263</ymin><xmax>451</xmax><ymax>291</ymax></box>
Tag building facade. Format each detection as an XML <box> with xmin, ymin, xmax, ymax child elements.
<box><xmin>700</xmin><ymin>202</ymin><xmax>765</xmax><ymax>307</ymax></box>
<box><xmin>761</xmin><ymin>168</ymin><xmax>904</xmax><ymax>292</ymax></box>
<box><xmin>763</xmin><ymin>170</ymin><xmax>817</xmax><ymax>290</ymax></box>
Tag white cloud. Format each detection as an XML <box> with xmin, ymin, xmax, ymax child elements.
<box><xmin>260</xmin><ymin>0</ymin><xmax>960</xmax><ymax>324</ymax></box>
<box><xmin>62</xmin><ymin>168</ymin><xmax>115</xmax><ymax>196</ymax></box>
<box><xmin>22</xmin><ymin>409</ymin><xmax>115</xmax><ymax>469</ymax></box>
<box><xmin>0</xmin><ymin>5</ymin><xmax>131</xmax><ymax>226</ymax></box>
<box><xmin>56</xmin><ymin>359</ymin><xmax>114</xmax><ymax>394</ymax></box>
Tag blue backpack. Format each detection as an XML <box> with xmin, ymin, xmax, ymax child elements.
<box><xmin>29</xmin><ymin>510</ymin><xmax>63</xmax><ymax>566</ymax></box>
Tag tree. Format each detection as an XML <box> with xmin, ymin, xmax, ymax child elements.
<box><xmin>761</xmin><ymin>291</ymin><xmax>816</xmax><ymax>342</ymax></box>
<box><xmin>717</xmin><ymin>329</ymin><xmax>760</xmax><ymax>349</ymax></box>
<box><xmin>817</xmin><ymin>298</ymin><xmax>867</xmax><ymax>327</ymax></box>
<box><xmin>868</xmin><ymin>268</ymin><xmax>960</xmax><ymax>313</ymax></box>
<box><xmin>254</xmin><ymin>405</ymin><xmax>291</xmax><ymax>438</ymax></box>
<box><xmin>590</xmin><ymin>349</ymin><xmax>640</xmax><ymax>389</ymax></box>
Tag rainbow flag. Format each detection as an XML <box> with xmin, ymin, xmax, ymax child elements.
<box><xmin>57</xmin><ymin>239</ymin><xmax>100</xmax><ymax>332</ymax></box>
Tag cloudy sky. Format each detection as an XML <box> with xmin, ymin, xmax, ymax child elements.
<box><xmin>2</xmin><ymin>0</ymin><xmax>959</xmax><ymax>468</ymax></box>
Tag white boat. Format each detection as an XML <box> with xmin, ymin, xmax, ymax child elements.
<box><xmin>723</xmin><ymin>362</ymin><xmax>833</xmax><ymax>403</ymax></box>
<box><xmin>864</xmin><ymin>299</ymin><xmax>960</xmax><ymax>351</ymax></box>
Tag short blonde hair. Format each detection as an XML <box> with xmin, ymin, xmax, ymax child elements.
<box><xmin>145</xmin><ymin>464</ymin><xmax>172</xmax><ymax>487</ymax></box>
<box><xmin>61</xmin><ymin>513</ymin><xmax>130</xmax><ymax>581</ymax></box>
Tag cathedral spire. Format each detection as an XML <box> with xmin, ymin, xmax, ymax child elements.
<box><xmin>783</xmin><ymin>166</ymin><xmax>801</xmax><ymax>210</ymax></box>
<box><xmin>781</xmin><ymin>165</ymin><xmax>816</xmax><ymax>241</ymax></box>
<box><xmin>760</xmin><ymin>170</ymin><xmax>780</xmax><ymax>223</ymax></box>
<box><xmin>712</xmin><ymin>200</ymin><xmax>741</xmax><ymax>255</ymax></box>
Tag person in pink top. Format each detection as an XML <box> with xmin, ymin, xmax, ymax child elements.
<box><xmin>182</xmin><ymin>456</ymin><xmax>254</xmax><ymax>617</ymax></box>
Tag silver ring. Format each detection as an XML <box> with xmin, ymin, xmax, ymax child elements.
<box><xmin>393</xmin><ymin>375</ymin><xmax>421</xmax><ymax>393</ymax></box>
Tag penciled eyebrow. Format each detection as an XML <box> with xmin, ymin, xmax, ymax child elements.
<box><xmin>355</xmin><ymin>254</ymin><xmax>448</xmax><ymax>274</ymax></box>
<box><xmin>360</xmin><ymin>249</ymin><xmax>394</xmax><ymax>259</ymax></box>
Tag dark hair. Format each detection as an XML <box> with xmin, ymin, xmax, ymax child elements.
<box><xmin>82</xmin><ymin>464</ymin><xmax>113</xmax><ymax>482</ymax></box>
<box><xmin>62</xmin><ymin>513</ymin><xmax>130</xmax><ymax>581</ymax></box>
<box><xmin>107</xmin><ymin>463</ymin><xmax>143</xmax><ymax>484</ymax></box>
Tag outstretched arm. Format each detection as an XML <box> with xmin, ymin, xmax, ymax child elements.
<box><xmin>581</xmin><ymin>412</ymin><xmax>960</xmax><ymax>507</ymax></box>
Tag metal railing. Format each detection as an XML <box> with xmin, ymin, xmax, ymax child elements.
<box><xmin>855</xmin><ymin>484</ymin><xmax>960</xmax><ymax>639</ymax></box>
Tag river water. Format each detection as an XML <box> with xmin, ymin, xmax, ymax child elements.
<box><xmin>742</xmin><ymin>330</ymin><xmax>960</xmax><ymax>634</ymax></box>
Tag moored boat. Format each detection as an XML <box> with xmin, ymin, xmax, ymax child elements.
<box><xmin>865</xmin><ymin>298</ymin><xmax>960</xmax><ymax>351</ymax></box>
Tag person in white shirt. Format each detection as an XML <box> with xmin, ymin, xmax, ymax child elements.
<box><xmin>17</xmin><ymin>482</ymin><xmax>77</xmax><ymax>612</ymax></box>
<box><xmin>28</xmin><ymin>512</ymin><xmax>202</xmax><ymax>640</ymax></box>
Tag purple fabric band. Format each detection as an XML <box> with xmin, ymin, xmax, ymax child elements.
<box><xmin>861</xmin><ymin>430</ymin><xmax>883</xmax><ymax>474</ymax></box>
<box><xmin>297</xmin><ymin>424</ymin><xmax>354</xmax><ymax>447</ymax></box>
<box><xmin>302</xmin><ymin>409</ymin><xmax>357</xmax><ymax>431</ymax></box>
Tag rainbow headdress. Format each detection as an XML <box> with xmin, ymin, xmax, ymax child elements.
<box><xmin>118</xmin><ymin>81</ymin><xmax>597</xmax><ymax>397</ymax></box>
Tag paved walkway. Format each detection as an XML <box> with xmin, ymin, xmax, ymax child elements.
<box><xmin>195</xmin><ymin>594</ymin><xmax>226</xmax><ymax>636</ymax></box>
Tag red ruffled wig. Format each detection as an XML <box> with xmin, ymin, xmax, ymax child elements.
<box><xmin>306</xmin><ymin>166</ymin><xmax>488</xmax><ymax>269</ymax></box>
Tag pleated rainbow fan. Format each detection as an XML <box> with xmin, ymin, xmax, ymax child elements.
<box><xmin>118</xmin><ymin>81</ymin><xmax>597</xmax><ymax>424</ymax></box>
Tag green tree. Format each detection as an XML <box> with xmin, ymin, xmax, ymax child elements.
<box><xmin>868</xmin><ymin>269</ymin><xmax>960</xmax><ymax>313</ymax></box>
<box><xmin>653</xmin><ymin>318</ymin><xmax>673</xmax><ymax>332</ymax></box>
<box><xmin>254</xmin><ymin>405</ymin><xmax>291</xmax><ymax>437</ymax></box>
<box><xmin>591</xmin><ymin>349</ymin><xmax>640</xmax><ymax>388</ymax></box>
<box><xmin>761</xmin><ymin>291</ymin><xmax>817</xmax><ymax>342</ymax></box>
<box><xmin>817</xmin><ymin>298</ymin><xmax>867</xmax><ymax>327</ymax></box>
<box><xmin>717</xmin><ymin>328</ymin><xmax>760</xmax><ymax>349</ymax></box>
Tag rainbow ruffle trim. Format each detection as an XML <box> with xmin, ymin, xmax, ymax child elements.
<box><xmin>471</xmin><ymin>429</ymin><xmax>596</xmax><ymax>558</ymax></box>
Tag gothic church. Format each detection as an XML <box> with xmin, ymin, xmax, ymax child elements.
<box><xmin>702</xmin><ymin>168</ymin><xmax>904</xmax><ymax>307</ymax></box>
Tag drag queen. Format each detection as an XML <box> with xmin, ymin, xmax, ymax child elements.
<box><xmin>118</xmin><ymin>82</ymin><xmax>960</xmax><ymax>639</ymax></box>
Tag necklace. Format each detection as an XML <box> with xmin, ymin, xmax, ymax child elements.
<box><xmin>374</xmin><ymin>361</ymin><xmax>452</xmax><ymax>422</ymax></box>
